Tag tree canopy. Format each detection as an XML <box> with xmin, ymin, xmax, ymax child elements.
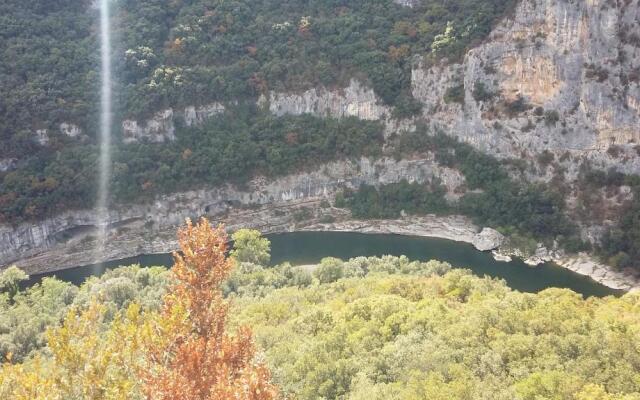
<box><xmin>2</xmin><ymin>228</ymin><xmax>640</xmax><ymax>399</ymax></box>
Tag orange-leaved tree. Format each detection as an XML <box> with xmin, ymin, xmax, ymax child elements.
<box><xmin>140</xmin><ymin>218</ymin><xmax>278</xmax><ymax>400</ymax></box>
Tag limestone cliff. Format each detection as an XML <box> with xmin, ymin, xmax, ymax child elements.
<box><xmin>122</xmin><ymin>103</ymin><xmax>225</xmax><ymax>143</ymax></box>
<box><xmin>123</xmin><ymin>1</ymin><xmax>640</xmax><ymax>173</ymax></box>
<box><xmin>412</xmin><ymin>0</ymin><xmax>640</xmax><ymax>177</ymax></box>
<box><xmin>258</xmin><ymin>79</ymin><xmax>390</xmax><ymax>121</ymax></box>
<box><xmin>1</xmin><ymin>157</ymin><xmax>463</xmax><ymax>271</ymax></box>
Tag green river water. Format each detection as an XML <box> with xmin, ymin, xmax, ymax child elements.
<box><xmin>28</xmin><ymin>232</ymin><xmax>619</xmax><ymax>297</ymax></box>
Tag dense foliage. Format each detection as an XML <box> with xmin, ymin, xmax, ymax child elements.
<box><xmin>583</xmin><ymin>168</ymin><xmax>640</xmax><ymax>270</ymax></box>
<box><xmin>115</xmin><ymin>0</ymin><xmax>515</xmax><ymax>118</ymax></box>
<box><xmin>336</xmin><ymin>179</ymin><xmax>450</xmax><ymax>219</ymax></box>
<box><xmin>2</xmin><ymin>227</ymin><xmax>640</xmax><ymax>399</ymax></box>
<box><xmin>1</xmin><ymin>0</ymin><xmax>514</xmax><ymax>159</ymax></box>
<box><xmin>0</xmin><ymin>111</ymin><xmax>382</xmax><ymax>223</ymax></box>
<box><xmin>1</xmin><ymin>220</ymin><xmax>277</xmax><ymax>399</ymax></box>
<box><xmin>0</xmin><ymin>0</ymin><xmax>96</xmax><ymax>158</ymax></box>
<box><xmin>599</xmin><ymin>190</ymin><xmax>640</xmax><ymax>269</ymax></box>
<box><xmin>234</xmin><ymin>262</ymin><xmax>640</xmax><ymax>400</ymax></box>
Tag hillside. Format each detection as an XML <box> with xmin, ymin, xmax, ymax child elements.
<box><xmin>2</xmin><ymin>1</ymin><xmax>640</xmax><ymax>284</ymax></box>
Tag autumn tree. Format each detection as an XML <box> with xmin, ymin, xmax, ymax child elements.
<box><xmin>140</xmin><ymin>218</ymin><xmax>278</xmax><ymax>400</ymax></box>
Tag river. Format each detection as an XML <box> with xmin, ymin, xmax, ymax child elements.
<box><xmin>26</xmin><ymin>232</ymin><xmax>619</xmax><ymax>297</ymax></box>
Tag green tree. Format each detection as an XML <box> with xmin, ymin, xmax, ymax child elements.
<box><xmin>231</xmin><ymin>229</ymin><xmax>271</xmax><ymax>266</ymax></box>
<box><xmin>0</xmin><ymin>267</ymin><xmax>28</xmax><ymax>303</ymax></box>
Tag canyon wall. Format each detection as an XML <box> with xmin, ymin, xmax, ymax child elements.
<box><xmin>1</xmin><ymin>157</ymin><xmax>463</xmax><ymax>272</ymax></box>
<box><xmin>412</xmin><ymin>0</ymin><xmax>640</xmax><ymax>177</ymax></box>
<box><xmin>4</xmin><ymin>0</ymin><xmax>640</xmax><ymax>272</ymax></box>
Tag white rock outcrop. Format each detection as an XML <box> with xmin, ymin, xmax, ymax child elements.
<box><xmin>183</xmin><ymin>103</ymin><xmax>225</xmax><ymax>127</ymax></box>
<box><xmin>122</xmin><ymin>109</ymin><xmax>176</xmax><ymax>144</ymax></box>
<box><xmin>59</xmin><ymin>123</ymin><xmax>82</xmax><ymax>138</ymax></box>
<box><xmin>473</xmin><ymin>228</ymin><xmax>505</xmax><ymax>252</ymax></box>
<box><xmin>34</xmin><ymin>129</ymin><xmax>49</xmax><ymax>145</ymax></box>
<box><xmin>260</xmin><ymin>79</ymin><xmax>390</xmax><ymax>121</ymax></box>
<box><xmin>122</xmin><ymin>103</ymin><xmax>225</xmax><ymax>143</ymax></box>
<box><xmin>0</xmin><ymin>158</ymin><xmax>17</xmax><ymax>172</ymax></box>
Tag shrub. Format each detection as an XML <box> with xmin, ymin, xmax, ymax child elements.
<box><xmin>472</xmin><ymin>81</ymin><xmax>495</xmax><ymax>102</ymax></box>
<box><xmin>444</xmin><ymin>84</ymin><xmax>465</xmax><ymax>105</ymax></box>
<box><xmin>544</xmin><ymin>110</ymin><xmax>560</xmax><ymax>126</ymax></box>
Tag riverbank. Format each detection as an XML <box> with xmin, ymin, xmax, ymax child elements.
<box><xmin>5</xmin><ymin>202</ymin><xmax>639</xmax><ymax>292</ymax></box>
<box><xmin>298</xmin><ymin>217</ymin><xmax>640</xmax><ymax>292</ymax></box>
<box><xmin>299</xmin><ymin>216</ymin><xmax>506</xmax><ymax>252</ymax></box>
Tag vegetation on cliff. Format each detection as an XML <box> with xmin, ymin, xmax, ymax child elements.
<box><xmin>4</xmin><ymin>0</ymin><xmax>640</xmax><ymax>273</ymax></box>
<box><xmin>0</xmin><ymin>0</ymin><xmax>516</xmax><ymax>223</ymax></box>
<box><xmin>341</xmin><ymin>129</ymin><xmax>582</xmax><ymax>253</ymax></box>
<box><xmin>0</xmin><ymin>0</ymin><xmax>515</xmax><ymax>161</ymax></box>
<box><xmin>2</xmin><ymin>224</ymin><xmax>640</xmax><ymax>399</ymax></box>
<box><xmin>0</xmin><ymin>111</ymin><xmax>382</xmax><ymax>223</ymax></box>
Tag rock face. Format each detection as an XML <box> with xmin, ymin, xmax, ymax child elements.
<box><xmin>0</xmin><ymin>158</ymin><xmax>17</xmax><ymax>172</ymax></box>
<box><xmin>259</xmin><ymin>79</ymin><xmax>390</xmax><ymax>121</ymax></box>
<box><xmin>183</xmin><ymin>103</ymin><xmax>225</xmax><ymax>127</ymax></box>
<box><xmin>59</xmin><ymin>123</ymin><xmax>82</xmax><ymax>138</ymax></box>
<box><xmin>473</xmin><ymin>228</ymin><xmax>505</xmax><ymax>252</ymax></box>
<box><xmin>0</xmin><ymin>157</ymin><xmax>463</xmax><ymax>272</ymax></box>
<box><xmin>303</xmin><ymin>216</ymin><xmax>505</xmax><ymax>252</ymax></box>
<box><xmin>34</xmin><ymin>129</ymin><xmax>49</xmax><ymax>146</ymax></box>
<box><xmin>412</xmin><ymin>0</ymin><xmax>640</xmax><ymax>176</ymax></box>
<box><xmin>393</xmin><ymin>0</ymin><xmax>420</xmax><ymax>7</ymax></box>
<box><xmin>122</xmin><ymin>109</ymin><xmax>176</xmax><ymax>144</ymax></box>
<box><xmin>122</xmin><ymin>102</ymin><xmax>225</xmax><ymax>143</ymax></box>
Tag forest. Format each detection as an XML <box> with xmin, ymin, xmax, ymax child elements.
<box><xmin>0</xmin><ymin>0</ymin><xmax>515</xmax><ymax>161</ymax></box>
<box><xmin>0</xmin><ymin>0</ymin><xmax>514</xmax><ymax>222</ymax></box>
<box><xmin>0</xmin><ymin>111</ymin><xmax>383</xmax><ymax>223</ymax></box>
<box><xmin>1</xmin><ymin>220</ymin><xmax>639</xmax><ymax>399</ymax></box>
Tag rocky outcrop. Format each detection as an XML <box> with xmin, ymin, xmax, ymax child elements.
<box><xmin>557</xmin><ymin>254</ymin><xmax>640</xmax><ymax>292</ymax></box>
<box><xmin>393</xmin><ymin>0</ymin><xmax>420</xmax><ymax>7</ymax></box>
<box><xmin>122</xmin><ymin>102</ymin><xmax>225</xmax><ymax>143</ymax></box>
<box><xmin>59</xmin><ymin>123</ymin><xmax>82</xmax><ymax>138</ymax></box>
<box><xmin>259</xmin><ymin>79</ymin><xmax>390</xmax><ymax>121</ymax></box>
<box><xmin>301</xmin><ymin>217</ymin><xmax>505</xmax><ymax>252</ymax></box>
<box><xmin>183</xmin><ymin>103</ymin><xmax>225</xmax><ymax>127</ymax></box>
<box><xmin>412</xmin><ymin>0</ymin><xmax>640</xmax><ymax>176</ymax></box>
<box><xmin>122</xmin><ymin>109</ymin><xmax>176</xmax><ymax>144</ymax></box>
<box><xmin>0</xmin><ymin>157</ymin><xmax>463</xmax><ymax>272</ymax></box>
<box><xmin>0</xmin><ymin>158</ymin><xmax>17</xmax><ymax>172</ymax></box>
<box><xmin>34</xmin><ymin>129</ymin><xmax>49</xmax><ymax>146</ymax></box>
<box><xmin>474</xmin><ymin>228</ymin><xmax>506</xmax><ymax>252</ymax></box>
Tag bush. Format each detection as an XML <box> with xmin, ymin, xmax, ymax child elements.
<box><xmin>444</xmin><ymin>84</ymin><xmax>465</xmax><ymax>104</ymax></box>
<box><xmin>472</xmin><ymin>81</ymin><xmax>495</xmax><ymax>102</ymax></box>
<box><xmin>544</xmin><ymin>110</ymin><xmax>560</xmax><ymax>126</ymax></box>
<box><xmin>342</xmin><ymin>180</ymin><xmax>450</xmax><ymax>219</ymax></box>
<box><xmin>314</xmin><ymin>258</ymin><xmax>344</xmax><ymax>284</ymax></box>
<box><xmin>505</xmin><ymin>95</ymin><xmax>531</xmax><ymax>116</ymax></box>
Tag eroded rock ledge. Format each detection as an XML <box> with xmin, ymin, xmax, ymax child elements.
<box><xmin>301</xmin><ymin>217</ymin><xmax>505</xmax><ymax>252</ymax></box>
